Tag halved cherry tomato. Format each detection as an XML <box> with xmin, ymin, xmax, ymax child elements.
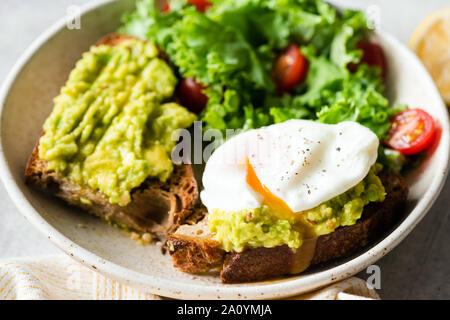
<box><xmin>348</xmin><ymin>41</ymin><xmax>387</xmax><ymax>78</ymax></box>
<box><xmin>162</xmin><ymin>2</ymin><xmax>170</xmax><ymax>13</ymax></box>
<box><xmin>177</xmin><ymin>77</ymin><xmax>208</xmax><ymax>114</ymax></box>
<box><xmin>161</xmin><ymin>0</ymin><xmax>211</xmax><ymax>13</ymax></box>
<box><xmin>272</xmin><ymin>44</ymin><xmax>308</xmax><ymax>93</ymax></box>
<box><xmin>187</xmin><ymin>0</ymin><xmax>212</xmax><ymax>13</ymax></box>
<box><xmin>385</xmin><ymin>108</ymin><xmax>436</xmax><ymax>155</ymax></box>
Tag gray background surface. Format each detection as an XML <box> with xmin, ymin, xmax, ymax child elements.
<box><xmin>0</xmin><ymin>0</ymin><xmax>449</xmax><ymax>299</ymax></box>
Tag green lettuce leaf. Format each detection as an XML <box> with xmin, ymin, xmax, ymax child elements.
<box><xmin>120</xmin><ymin>0</ymin><xmax>404</xmax><ymax>143</ymax></box>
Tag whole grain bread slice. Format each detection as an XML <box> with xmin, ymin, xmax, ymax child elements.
<box><xmin>168</xmin><ymin>170</ymin><xmax>408</xmax><ymax>283</ymax></box>
<box><xmin>25</xmin><ymin>34</ymin><xmax>199</xmax><ymax>239</ymax></box>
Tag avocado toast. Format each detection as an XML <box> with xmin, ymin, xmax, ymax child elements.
<box><xmin>25</xmin><ymin>34</ymin><xmax>199</xmax><ymax>239</ymax></box>
<box><xmin>168</xmin><ymin>169</ymin><xmax>407</xmax><ymax>283</ymax></box>
<box><xmin>166</xmin><ymin>119</ymin><xmax>409</xmax><ymax>283</ymax></box>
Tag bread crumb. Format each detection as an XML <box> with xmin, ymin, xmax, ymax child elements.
<box><xmin>142</xmin><ymin>233</ymin><xmax>153</xmax><ymax>243</ymax></box>
<box><xmin>130</xmin><ymin>231</ymin><xmax>140</xmax><ymax>241</ymax></box>
<box><xmin>130</xmin><ymin>231</ymin><xmax>154</xmax><ymax>245</ymax></box>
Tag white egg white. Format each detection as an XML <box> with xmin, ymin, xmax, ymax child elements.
<box><xmin>200</xmin><ymin>120</ymin><xmax>379</xmax><ymax>213</ymax></box>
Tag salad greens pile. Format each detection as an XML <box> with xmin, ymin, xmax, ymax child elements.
<box><xmin>120</xmin><ymin>0</ymin><xmax>402</xmax><ymax>138</ymax></box>
<box><xmin>120</xmin><ymin>0</ymin><xmax>407</xmax><ymax>171</ymax></box>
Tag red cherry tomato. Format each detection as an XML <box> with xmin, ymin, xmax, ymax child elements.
<box><xmin>348</xmin><ymin>41</ymin><xmax>387</xmax><ymax>78</ymax></box>
<box><xmin>161</xmin><ymin>2</ymin><xmax>170</xmax><ymax>13</ymax></box>
<box><xmin>385</xmin><ymin>108</ymin><xmax>436</xmax><ymax>155</ymax></box>
<box><xmin>177</xmin><ymin>78</ymin><xmax>208</xmax><ymax>114</ymax></box>
<box><xmin>187</xmin><ymin>0</ymin><xmax>212</xmax><ymax>13</ymax></box>
<box><xmin>160</xmin><ymin>0</ymin><xmax>211</xmax><ymax>13</ymax></box>
<box><xmin>272</xmin><ymin>44</ymin><xmax>308</xmax><ymax>93</ymax></box>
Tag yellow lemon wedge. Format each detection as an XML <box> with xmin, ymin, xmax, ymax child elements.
<box><xmin>409</xmin><ymin>8</ymin><xmax>450</xmax><ymax>105</ymax></box>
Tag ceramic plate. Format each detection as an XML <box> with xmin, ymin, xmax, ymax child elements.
<box><xmin>0</xmin><ymin>0</ymin><xmax>448</xmax><ymax>299</ymax></box>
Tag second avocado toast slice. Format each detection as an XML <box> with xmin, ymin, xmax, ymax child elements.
<box><xmin>25</xmin><ymin>34</ymin><xmax>200</xmax><ymax>239</ymax></box>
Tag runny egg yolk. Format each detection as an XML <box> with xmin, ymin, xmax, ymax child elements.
<box><xmin>245</xmin><ymin>158</ymin><xmax>294</xmax><ymax>218</ymax></box>
<box><xmin>245</xmin><ymin>158</ymin><xmax>317</xmax><ymax>238</ymax></box>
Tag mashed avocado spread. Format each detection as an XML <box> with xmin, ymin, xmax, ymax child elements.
<box><xmin>208</xmin><ymin>164</ymin><xmax>385</xmax><ymax>252</ymax></box>
<box><xmin>39</xmin><ymin>39</ymin><xmax>196</xmax><ymax>206</ymax></box>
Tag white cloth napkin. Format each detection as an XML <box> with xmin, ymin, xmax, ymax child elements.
<box><xmin>0</xmin><ymin>256</ymin><xmax>379</xmax><ymax>300</ymax></box>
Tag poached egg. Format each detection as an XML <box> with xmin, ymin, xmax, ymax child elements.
<box><xmin>200</xmin><ymin>120</ymin><xmax>379</xmax><ymax>216</ymax></box>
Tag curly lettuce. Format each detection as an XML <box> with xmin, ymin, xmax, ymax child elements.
<box><xmin>120</xmin><ymin>0</ymin><xmax>406</xmax><ymax>166</ymax></box>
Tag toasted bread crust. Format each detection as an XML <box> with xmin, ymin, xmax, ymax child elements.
<box><xmin>221</xmin><ymin>246</ymin><xmax>294</xmax><ymax>283</ymax></box>
<box><xmin>25</xmin><ymin>34</ymin><xmax>199</xmax><ymax>239</ymax></box>
<box><xmin>95</xmin><ymin>33</ymin><xmax>137</xmax><ymax>46</ymax></box>
<box><xmin>170</xmin><ymin>236</ymin><xmax>225</xmax><ymax>273</ymax></box>
<box><xmin>168</xmin><ymin>170</ymin><xmax>408</xmax><ymax>283</ymax></box>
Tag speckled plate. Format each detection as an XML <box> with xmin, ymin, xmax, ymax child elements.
<box><xmin>0</xmin><ymin>0</ymin><xmax>449</xmax><ymax>300</ymax></box>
